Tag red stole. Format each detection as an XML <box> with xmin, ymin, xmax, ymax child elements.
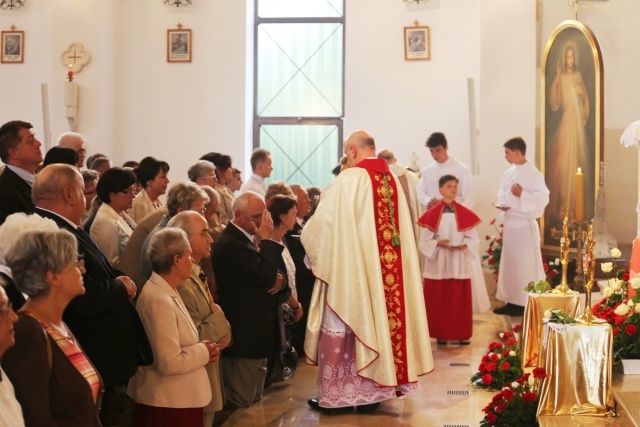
<box><xmin>356</xmin><ymin>158</ymin><xmax>409</xmax><ymax>385</ymax></box>
<box><xmin>417</xmin><ymin>200</ymin><xmax>481</xmax><ymax>232</ymax></box>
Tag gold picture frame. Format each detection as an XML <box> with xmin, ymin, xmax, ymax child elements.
<box><xmin>2</xmin><ymin>28</ymin><xmax>24</xmax><ymax>64</ymax></box>
<box><xmin>167</xmin><ymin>26</ymin><xmax>192</xmax><ymax>63</ymax></box>
<box><xmin>540</xmin><ymin>20</ymin><xmax>604</xmax><ymax>250</ymax></box>
<box><xmin>404</xmin><ymin>24</ymin><xmax>430</xmax><ymax>61</ymax></box>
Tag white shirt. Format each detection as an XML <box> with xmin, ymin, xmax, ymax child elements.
<box><xmin>0</xmin><ymin>367</ymin><xmax>25</xmax><ymax>427</ymax></box>
<box><xmin>6</xmin><ymin>164</ymin><xmax>35</xmax><ymax>186</ymax></box>
<box><xmin>416</xmin><ymin>157</ymin><xmax>475</xmax><ymax>208</ymax></box>
<box><xmin>239</xmin><ymin>173</ymin><xmax>267</xmax><ymax>196</ymax></box>
<box><xmin>90</xmin><ymin>203</ymin><xmax>136</xmax><ymax>268</ymax></box>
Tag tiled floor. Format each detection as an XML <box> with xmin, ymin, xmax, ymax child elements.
<box><xmin>215</xmin><ymin>311</ymin><xmax>512</xmax><ymax>427</ymax></box>
<box><xmin>215</xmin><ymin>309</ymin><xmax>639</xmax><ymax>426</ymax></box>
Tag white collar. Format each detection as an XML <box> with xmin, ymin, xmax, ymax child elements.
<box><xmin>6</xmin><ymin>164</ymin><xmax>35</xmax><ymax>185</ymax></box>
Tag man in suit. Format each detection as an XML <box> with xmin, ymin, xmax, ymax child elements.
<box><xmin>0</xmin><ymin>120</ymin><xmax>43</xmax><ymax>224</ymax></box>
<box><xmin>211</xmin><ymin>191</ymin><xmax>285</xmax><ymax>407</ymax></box>
<box><xmin>33</xmin><ymin>164</ymin><xmax>149</xmax><ymax>426</ymax></box>
<box><xmin>285</xmin><ymin>184</ymin><xmax>315</xmax><ymax>356</ymax></box>
<box><xmin>169</xmin><ymin>211</ymin><xmax>232</xmax><ymax>426</ymax></box>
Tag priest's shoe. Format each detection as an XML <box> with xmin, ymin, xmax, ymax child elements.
<box><xmin>307</xmin><ymin>398</ymin><xmax>351</xmax><ymax>414</ymax></box>
<box><xmin>355</xmin><ymin>402</ymin><xmax>380</xmax><ymax>414</ymax></box>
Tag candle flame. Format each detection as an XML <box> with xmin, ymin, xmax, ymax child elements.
<box><xmin>577</xmin><ymin>167</ymin><xmax>582</xmax><ymax>173</ymax></box>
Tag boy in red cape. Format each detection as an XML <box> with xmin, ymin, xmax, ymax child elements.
<box><xmin>418</xmin><ymin>174</ymin><xmax>481</xmax><ymax>345</ymax></box>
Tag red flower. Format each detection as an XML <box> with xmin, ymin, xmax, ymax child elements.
<box><xmin>497</xmin><ymin>238</ymin><xmax>503</xmax><ymax>244</ymax></box>
<box><xmin>488</xmin><ymin>248</ymin><xmax>493</xmax><ymax>255</ymax></box>
<box><xmin>489</xmin><ymin>342</ymin><xmax>503</xmax><ymax>351</ymax></box>
<box><xmin>485</xmin><ymin>412</ymin><xmax>497</xmax><ymax>425</ymax></box>
<box><xmin>488</xmin><ymin>257</ymin><xmax>495</xmax><ymax>265</ymax></box>
<box><xmin>478</xmin><ymin>363</ymin><xmax>486</xmax><ymax>372</ymax></box>
<box><xmin>482</xmin><ymin>373</ymin><xmax>493</xmax><ymax>385</ymax></box>
<box><xmin>543</xmin><ymin>263</ymin><xmax>549</xmax><ymax>272</ymax></box>
<box><xmin>532</xmin><ymin>367</ymin><xmax>547</xmax><ymax>379</ymax></box>
<box><xmin>485</xmin><ymin>362</ymin><xmax>497</xmax><ymax>372</ymax></box>
<box><xmin>490</xmin><ymin>353</ymin><xmax>499</xmax><ymax>362</ymax></box>
<box><xmin>522</xmin><ymin>392</ymin><xmax>538</xmax><ymax>402</ymax></box>
<box><xmin>626</xmin><ymin>324</ymin><xmax>638</xmax><ymax>336</ymax></box>
<box><xmin>614</xmin><ymin>315</ymin><xmax>627</xmax><ymax>326</ymax></box>
<box><xmin>502</xmin><ymin>332</ymin><xmax>513</xmax><ymax>338</ymax></box>
<box><xmin>502</xmin><ymin>349</ymin><xmax>511</xmax><ymax>357</ymax></box>
<box><xmin>502</xmin><ymin>388</ymin><xmax>515</xmax><ymax>401</ymax></box>
<box><xmin>550</xmin><ymin>270</ymin><xmax>558</xmax><ymax>278</ymax></box>
<box><xmin>482</xmin><ymin>354</ymin><xmax>491</xmax><ymax>364</ymax></box>
<box><xmin>490</xmin><ymin>218</ymin><xmax>496</xmax><ymax>225</ymax></box>
<box><xmin>494</xmin><ymin>403</ymin><xmax>507</xmax><ymax>413</ymax></box>
<box><xmin>485</xmin><ymin>235</ymin><xmax>490</xmax><ymax>240</ymax></box>
<box><xmin>513</xmin><ymin>324</ymin><xmax>523</xmax><ymax>333</ymax></box>
<box><xmin>613</xmin><ymin>327</ymin><xmax>620</xmax><ymax>336</ymax></box>
<box><xmin>623</xmin><ymin>271</ymin><xmax>630</xmax><ymax>282</ymax></box>
<box><xmin>500</xmin><ymin>361</ymin><xmax>510</xmax><ymax>371</ymax></box>
<box><xmin>506</xmin><ymin>338</ymin><xmax>517</xmax><ymax>346</ymax></box>
<box><xmin>516</xmin><ymin>373</ymin><xmax>531</xmax><ymax>384</ymax></box>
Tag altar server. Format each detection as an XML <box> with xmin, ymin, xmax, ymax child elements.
<box><xmin>493</xmin><ymin>137</ymin><xmax>550</xmax><ymax>316</ymax></box>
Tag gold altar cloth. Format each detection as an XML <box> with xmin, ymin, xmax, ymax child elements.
<box><xmin>521</xmin><ymin>292</ymin><xmax>581</xmax><ymax>368</ymax></box>
<box><xmin>537</xmin><ymin>322</ymin><xmax>614</xmax><ymax>416</ymax></box>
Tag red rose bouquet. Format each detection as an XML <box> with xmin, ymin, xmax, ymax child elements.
<box><xmin>482</xmin><ymin>219</ymin><xmax>503</xmax><ymax>281</ymax></box>
<box><xmin>471</xmin><ymin>330</ymin><xmax>523</xmax><ymax>389</ymax></box>
<box><xmin>480</xmin><ymin>367</ymin><xmax>547</xmax><ymax>426</ymax></box>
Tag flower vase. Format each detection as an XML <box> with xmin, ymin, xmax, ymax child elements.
<box><xmin>621</xmin><ymin>359</ymin><xmax>640</xmax><ymax>375</ymax></box>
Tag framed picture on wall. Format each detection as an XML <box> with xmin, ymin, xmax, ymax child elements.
<box><xmin>167</xmin><ymin>26</ymin><xmax>192</xmax><ymax>63</ymax></box>
<box><xmin>404</xmin><ymin>24</ymin><xmax>430</xmax><ymax>61</ymax></box>
<box><xmin>1</xmin><ymin>28</ymin><xmax>24</xmax><ymax>64</ymax></box>
<box><xmin>540</xmin><ymin>20</ymin><xmax>603</xmax><ymax>250</ymax></box>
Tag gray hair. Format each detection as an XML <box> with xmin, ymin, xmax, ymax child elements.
<box><xmin>0</xmin><ymin>213</ymin><xmax>59</xmax><ymax>264</ymax></box>
<box><xmin>199</xmin><ymin>185</ymin><xmax>220</xmax><ymax>208</ymax></box>
<box><xmin>232</xmin><ymin>191</ymin><xmax>263</xmax><ymax>218</ymax></box>
<box><xmin>167</xmin><ymin>211</ymin><xmax>201</xmax><ymax>240</ymax></box>
<box><xmin>147</xmin><ymin>228</ymin><xmax>190</xmax><ymax>274</ymax></box>
<box><xmin>166</xmin><ymin>180</ymin><xmax>209</xmax><ymax>217</ymax></box>
<box><xmin>5</xmin><ymin>229</ymin><xmax>78</xmax><ymax>299</ymax></box>
<box><xmin>81</xmin><ymin>169</ymin><xmax>99</xmax><ymax>185</ymax></box>
<box><xmin>187</xmin><ymin>160</ymin><xmax>216</xmax><ymax>183</ymax></box>
<box><xmin>56</xmin><ymin>132</ymin><xmax>85</xmax><ymax>147</ymax></box>
<box><xmin>32</xmin><ymin>164</ymin><xmax>80</xmax><ymax>203</ymax></box>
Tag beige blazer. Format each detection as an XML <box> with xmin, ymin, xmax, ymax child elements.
<box><xmin>129</xmin><ymin>189</ymin><xmax>163</xmax><ymax>224</ymax></box>
<box><xmin>177</xmin><ymin>265</ymin><xmax>231</xmax><ymax>413</ymax></box>
<box><xmin>90</xmin><ymin>203</ymin><xmax>136</xmax><ymax>268</ymax></box>
<box><xmin>215</xmin><ymin>184</ymin><xmax>234</xmax><ymax>225</ymax></box>
<box><xmin>127</xmin><ymin>273</ymin><xmax>211</xmax><ymax>408</ymax></box>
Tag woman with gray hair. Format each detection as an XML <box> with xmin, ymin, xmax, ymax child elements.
<box><xmin>1</xmin><ymin>228</ymin><xmax>103</xmax><ymax>426</ymax></box>
<box><xmin>127</xmin><ymin>228</ymin><xmax>219</xmax><ymax>427</ymax></box>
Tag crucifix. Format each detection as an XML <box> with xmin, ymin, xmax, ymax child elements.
<box><xmin>10</xmin><ymin>25</ymin><xmax>16</xmax><ymax>31</ymax></box>
<box><xmin>177</xmin><ymin>23</ymin><xmax>183</xmax><ymax>30</ymax></box>
<box><xmin>67</xmin><ymin>50</ymin><xmax>82</xmax><ymax>65</ymax></box>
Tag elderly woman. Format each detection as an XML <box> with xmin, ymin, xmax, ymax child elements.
<box><xmin>90</xmin><ymin>167</ymin><xmax>138</xmax><ymax>268</ymax></box>
<box><xmin>2</xmin><ymin>229</ymin><xmax>102</xmax><ymax>426</ymax></box>
<box><xmin>127</xmin><ymin>228</ymin><xmax>219</xmax><ymax>427</ymax></box>
<box><xmin>130</xmin><ymin>156</ymin><xmax>170</xmax><ymax>223</ymax></box>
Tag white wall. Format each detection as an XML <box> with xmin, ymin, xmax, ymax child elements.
<box><xmin>0</xmin><ymin>0</ymin><xmax>637</xmax><ymax>244</ymax></box>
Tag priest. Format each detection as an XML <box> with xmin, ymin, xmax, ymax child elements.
<box><xmin>302</xmin><ymin>130</ymin><xmax>434</xmax><ymax>414</ymax></box>
<box><xmin>493</xmin><ymin>137</ymin><xmax>550</xmax><ymax>316</ymax></box>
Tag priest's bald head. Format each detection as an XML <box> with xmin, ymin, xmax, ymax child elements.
<box><xmin>344</xmin><ymin>130</ymin><xmax>375</xmax><ymax>167</ymax></box>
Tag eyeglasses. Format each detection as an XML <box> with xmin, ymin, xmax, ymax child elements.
<box><xmin>73</xmin><ymin>260</ymin><xmax>85</xmax><ymax>270</ymax></box>
<box><xmin>0</xmin><ymin>302</ymin><xmax>13</xmax><ymax>319</ymax></box>
<box><xmin>119</xmin><ymin>187</ymin><xmax>137</xmax><ymax>196</ymax></box>
<box><xmin>202</xmin><ymin>176</ymin><xmax>217</xmax><ymax>181</ymax></box>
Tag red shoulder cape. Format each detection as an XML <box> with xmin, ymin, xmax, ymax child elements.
<box><xmin>417</xmin><ymin>200</ymin><xmax>481</xmax><ymax>232</ymax></box>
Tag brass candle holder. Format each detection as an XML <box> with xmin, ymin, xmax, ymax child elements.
<box><xmin>577</xmin><ymin>222</ymin><xmax>602</xmax><ymax>324</ymax></box>
<box><xmin>552</xmin><ymin>215</ymin><xmax>573</xmax><ymax>294</ymax></box>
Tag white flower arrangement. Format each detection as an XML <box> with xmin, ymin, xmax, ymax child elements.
<box><xmin>601</xmin><ymin>262</ymin><xmax>614</xmax><ymax>274</ymax></box>
<box><xmin>615</xmin><ymin>304</ymin><xmax>630</xmax><ymax>316</ymax></box>
<box><xmin>610</xmin><ymin>248</ymin><xmax>622</xmax><ymax>258</ymax></box>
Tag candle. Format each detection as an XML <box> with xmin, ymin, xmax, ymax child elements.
<box><xmin>575</xmin><ymin>168</ymin><xmax>584</xmax><ymax>222</ymax></box>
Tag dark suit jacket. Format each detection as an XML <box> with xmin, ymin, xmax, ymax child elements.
<box><xmin>2</xmin><ymin>313</ymin><xmax>101</xmax><ymax>427</ymax></box>
<box><xmin>284</xmin><ymin>222</ymin><xmax>316</xmax><ymax>354</ymax></box>
<box><xmin>212</xmin><ymin>222</ymin><xmax>285</xmax><ymax>359</ymax></box>
<box><xmin>0</xmin><ymin>166</ymin><xmax>35</xmax><ymax>225</ymax></box>
<box><xmin>35</xmin><ymin>207</ymin><xmax>151</xmax><ymax>387</ymax></box>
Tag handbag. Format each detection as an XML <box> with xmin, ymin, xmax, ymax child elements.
<box><xmin>269</xmin><ymin>304</ymin><xmax>298</xmax><ymax>383</ymax></box>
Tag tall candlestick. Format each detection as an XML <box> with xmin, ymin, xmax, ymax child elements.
<box><xmin>575</xmin><ymin>168</ymin><xmax>584</xmax><ymax>222</ymax></box>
